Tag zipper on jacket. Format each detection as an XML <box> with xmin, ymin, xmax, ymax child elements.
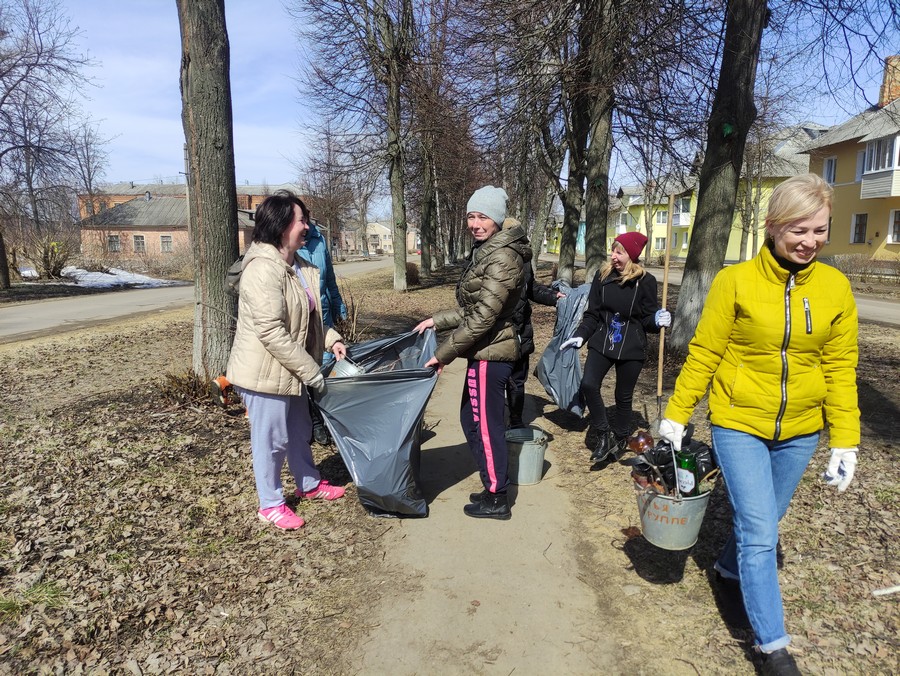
<box><xmin>774</xmin><ymin>275</ymin><xmax>794</xmax><ymax>439</ymax></box>
<box><xmin>803</xmin><ymin>297</ymin><xmax>812</xmax><ymax>334</ymax></box>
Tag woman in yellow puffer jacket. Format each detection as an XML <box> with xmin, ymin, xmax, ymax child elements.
<box><xmin>659</xmin><ymin>174</ymin><xmax>859</xmax><ymax>675</ymax></box>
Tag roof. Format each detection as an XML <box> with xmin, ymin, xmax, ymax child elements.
<box><xmin>96</xmin><ymin>182</ymin><xmax>304</xmax><ymax>197</ymax></box>
<box><xmin>80</xmin><ymin>195</ymin><xmax>255</xmax><ymax>229</ymax></box>
<box><xmin>616</xmin><ymin>177</ymin><xmax>697</xmax><ymax>207</ymax></box>
<box><xmin>803</xmin><ymin>99</ymin><xmax>900</xmax><ymax>151</ymax></box>
<box><xmin>758</xmin><ymin>123</ymin><xmax>828</xmax><ymax>176</ymax></box>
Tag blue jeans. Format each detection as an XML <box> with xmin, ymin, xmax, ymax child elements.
<box><xmin>711</xmin><ymin>426</ymin><xmax>819</xmax><ymax>652</ymax></box>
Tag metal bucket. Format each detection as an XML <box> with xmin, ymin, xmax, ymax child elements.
<box><xmin>330</xmin><ymin>357</ymin><xmax>364</xmax><ymax>378</ymax></box>
<box><xmin>505</xmin><ymin>426</ymin><xmax>548</xmax><ymax>485</ymax></box>
<box><xmin>636</xmin><ymin>488</ymin><xmax>711</xmax><ymax>551</ymax></box>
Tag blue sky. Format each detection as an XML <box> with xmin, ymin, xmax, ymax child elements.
<box><xmin>68</xmin><ymin>0</ymin><xmax>309</xmax><ymax>186</ymax></box>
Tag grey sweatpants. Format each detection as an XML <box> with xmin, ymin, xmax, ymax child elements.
<box><xmin>236</xmin><ymin>387</ymin><xmax>321</xmax><ymax>509</ymax></box>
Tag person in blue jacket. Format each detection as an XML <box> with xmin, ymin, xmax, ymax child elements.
<box><xmin>298</xmin><ymin>220</ymin><xmax>347</xmax><ymax>329</ymax></box>
<box><xmin>297</xmin><ymin>220</ymin><xmax>347</xmax><ymax>445</ymax></box>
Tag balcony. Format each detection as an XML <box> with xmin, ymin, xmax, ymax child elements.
<box><xmin>860</xmin><ymin>169</ymin><xmax>900</xmax><ymax>199</ymax></box>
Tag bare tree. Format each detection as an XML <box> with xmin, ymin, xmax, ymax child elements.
<box><xmin>176</xmin><ymin>0</ymin><xmax>240</xmax><ymax>377</ymax></box>
<box><xmin>290</xmin><ymin>0</ymin><xmax>415</xmax><ymax>292</ymax></box>
<box><xmin>66</xmin><ymin>120</ymin><xmax>109</xmax><ymax>217</ymax></box>
<box><xmin>0</xmin><ymin>0</ymin><xmax>90</xmax><ymax>289</ymax></box>
<box><xmin>668</xmin><ymin>0</ymin><xmax>769</xmax><ymax>354</ymax></box>
<box><xmin>296</xmin><ymin>124</ymin><xmax>356</xmax><ymax>251</ymax></box>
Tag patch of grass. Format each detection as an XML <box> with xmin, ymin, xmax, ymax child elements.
<box><xmin>872</xmin><ymin>484</ymin><xmax>899</xmax><ymax>507</ymax></box>
<box><xmin>108</xmin><ymin>551</ymin><xmax>134</xmax><ymax>573</ymax></box>
<box><xmin>24</xmin><ymin>582</ymin><xmax>66</xmax><ymax>609</ymax></box>
<box><xmin>0</xmin><ymin>582</ymin><xmax>67</xmax><ymax>619</ymax></box>
<box><xmin>0</xmin><ymin>597</ymin><xmax>25</xmax><ymax>619</ymax></box>
<box><xmin>187</xmin><ymin>534</ymin><xmax>239</xmax><ymax>558</ymax></box>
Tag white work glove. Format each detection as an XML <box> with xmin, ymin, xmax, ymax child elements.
<box><xmin>655</xmin><ymin>309</ymin><xmax>672</xmax><ymax>328</ymax></box>
<box><xmin>307</xmin><ymin>372</ymin><xmax>326</xmax><ymax>396</ymax></box>
<box><xmin>823</xmin><ymin>448</ymin><xmax>857</xmax><ymax>492</ymax></box>
<box><xmin>657</xmin><ymin>418</ymin><xmax>685</xmax><ymax>452</ymax></box>
<box><xmin>560</xmin><ymin>336</ymin><xmax>584</xmax><ymax>350</ymax></box>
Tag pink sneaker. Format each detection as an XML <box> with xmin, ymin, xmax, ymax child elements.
<box><xmin>295</xmin><ymin>480</ymin><xmax>345</xmax><ymax>501</ymax></box>
<box><xmin>257</xmin><ymin>504</ymin><xmax>304</xmax><ymax>530</ymax></box>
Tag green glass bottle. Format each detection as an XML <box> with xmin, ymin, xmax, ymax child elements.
<box><xmin>675</xmin><ymin>450</ymin><xmax>699</xmax><ymax>497</ymax></box>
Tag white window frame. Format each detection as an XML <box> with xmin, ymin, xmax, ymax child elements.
<box><xmin>682</xmin><ymin>231</ymin><xmax>689</xmax><ymax>248</ymax></box>
<box><xmin>133</xmin><ymin>235</ymin><xmax>146</xmax><ymax>254</ymax></box>
<box><xmin>855</xmin><ymin>150</ymin><xmax>865</xmax><ymax>182</ymax></box>
<box><xmin>160</xmin><ymin>235</ymin><xmax>173</xmax><ymax>253</ymax></box>
<box><xmin>823</xmin><ymin>156</ymin><xmax>837</xmax><ymax>184</ymax></box>
<box><xmin>107</xmin><ymin>235</ymin><xmax>120</xmax><ymax>253</ymax></box>
<box><xmin>864</xmin><ymin>135</ymin><xmax>898</xmax><ymax>173</ymax></box>
<box><xmin>851</xmin><ymin>213</ymin><xmax>868</xmax><ymax>244</ymax></box>
<box><xmin>889</xmin><ymin>210</ymin><xmax>900</xmax><ymax>244</ymax></box>
<box><xmin>654</xmin><ymin>236</ymin><xmax>666</xmax><ymax>251</ymax></box>
<box><xmin>655</xmin><ymin>210</ymin><xmax>668</xmax><ymax>225</ymax></box>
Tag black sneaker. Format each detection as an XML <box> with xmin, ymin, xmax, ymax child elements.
<box><xmin>469</xmin><ymin>489</ymin><xmax>488</xmax><ymax>503</ymax></box>
<box><xmin>761</xmin><ymin>648</ymin><xmax>801</xmax><ymax>676</ymax></box>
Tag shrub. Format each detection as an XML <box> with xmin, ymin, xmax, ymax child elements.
<box><xmin>406</xmin><ymin>261</ymin><xmax>420</xmax><ymax>286</ymax></box>
<box><xmin>828</xmin><ymin>254</ymin><xmax>896</xmax><ymax>283</ymax></box>
<box><xmin>334</xmin><ymin>279</ymin><xmax>371</xmax><ymax>343</ymax></box>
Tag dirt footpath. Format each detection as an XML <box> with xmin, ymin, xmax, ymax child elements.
<box><xmin>351</xmin><ymin>358</ymin><xmax>619</xmax><ymax>674</ymax></box>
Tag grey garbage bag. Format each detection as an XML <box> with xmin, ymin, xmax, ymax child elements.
<box><xmin>534</xmin><ymin>280</ymin><xmax>591</xmax><ymax>416</ymax></box>
<box><xmin>314</xmin><ymin>329</ymin><xmax>438</xmax><ymax>517</ymax></box>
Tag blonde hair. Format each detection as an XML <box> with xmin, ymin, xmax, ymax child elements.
<box><xmin>600</xmin><ymin>241</ymin><xmax>645</xmax><ymax>284</ymax></box>
<box><xmin>765</xmin><ymin>173</ymin><xmax>833</xmax><ymax>231</ymax></box>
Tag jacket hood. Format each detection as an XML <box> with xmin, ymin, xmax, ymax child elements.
<box><xmin>306</xmin><ymin>222</ymin><xmax>325</xmax><ymax>243</ymax></box>
<box><xmin>473</xmin><ymin>224</ymin><xmax>532</xmax><ymax>266</ymax></box>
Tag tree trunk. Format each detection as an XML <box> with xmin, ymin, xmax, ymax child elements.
<box><xmin>176</xmin><ymin>0</ymin><xmax>240</xmax><ymax>378</ymax></box>
<box><xmin>583</xmin><ymin>97</ymin><xmax>614</xmax><ymax>282</ymax></box>
<box><xmin>668</xmin><ymin>0</ymin><xmax>767</xmax><ymax>355</ymax></box>
<box><xmin>738</xmin><ymin>176</ymin><xmax>751</xmax><ymax>262</ymax></box>
<box><xmin>530</xmin><ymin>182</ymin><xmax>556</xmax><ymax>274</ymax></box>
<box><xmin>0</xmin><ymin>230</ymin><xmax>10</xmax><ymax>290</ymax></box>
<box><xmin>420</xmin><ymin>146</ymin><xmax>435</xmax><ymax>277</ymax></box>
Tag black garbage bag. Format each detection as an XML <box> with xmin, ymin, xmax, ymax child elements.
<box><xmin>534</xmin><ymin>280</ymin><xmax>591</xmax><ymax>416</ymax></box>
<box><xmin>314</xmin><ymin>329</ymin><xmax>438</xmax><ymax>518</ymax></box>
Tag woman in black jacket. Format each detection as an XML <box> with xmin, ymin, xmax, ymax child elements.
<box><xmin>561</xmin><ymin>232</ymin><xmax>670</xmax><ymax>463</ymax></box>
<box><xmin>505</xmin><ymin>220</ymin><xmax>564</xmax><ymax>428</ymax></box>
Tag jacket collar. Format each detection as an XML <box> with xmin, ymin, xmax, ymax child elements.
<box><xmin>756</xmin><ymin>244</ymin><xmax>816</xmax><ymax>286</ymax></box>
<box><xmin>471</xmin><ymin>225</ymin><xmax>528</xmax><ymax>264</ymax></box>
<box><xmin>244</xmin><ymin>241</ymin><xmax>304</xmax><ymax>271</ymax></box>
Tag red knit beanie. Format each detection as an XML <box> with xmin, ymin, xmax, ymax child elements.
<box><xmin>613</xmin><ymin>231</ymin><xmax>648</xmax><ymax>262</ymax></box>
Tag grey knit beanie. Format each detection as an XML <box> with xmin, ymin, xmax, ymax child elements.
<box><xmin>466</xmin><ymin>185</ymin><xmax>508</xmax><ymax>227</ymax></box>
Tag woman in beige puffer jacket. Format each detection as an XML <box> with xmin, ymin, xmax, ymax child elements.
<box><xmin>226</xmin><ymin>191</ymin><xmax>347</xmax><ymax>531</ymax></box>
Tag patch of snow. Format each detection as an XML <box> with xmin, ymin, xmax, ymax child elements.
<box><xmin>16</xmin><ymin>265</ymin><xmax>182</xmax><ymax>289</ymax></box>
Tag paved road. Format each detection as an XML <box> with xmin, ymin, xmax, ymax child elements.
<box><xmin>0</xmin><ymin>255</ymin><xmax>396</xmax><ymax>343</ymax></box>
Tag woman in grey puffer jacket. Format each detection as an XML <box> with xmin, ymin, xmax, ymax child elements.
<box><xmin>415</xmin><ymin>186</ymin><xmax>531</xmax><ymax>520</ymax></box>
